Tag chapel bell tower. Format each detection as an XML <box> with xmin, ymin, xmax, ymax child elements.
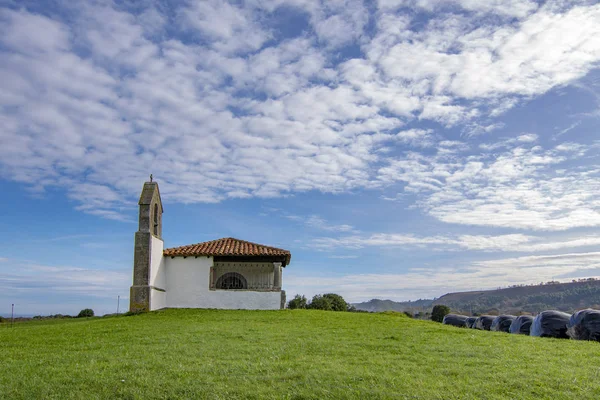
<box><xmin>130</xmin><ymin>176</ymin><xmax>164</xmax><ymax>312</ymax></box>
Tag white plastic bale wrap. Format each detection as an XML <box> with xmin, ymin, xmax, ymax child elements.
<box><xmin>490</xmin><ymin>315</ymin><xmax>516</xmax><ymax>332</ymax></box>
<box><xmin>567</xmin><ymin>309</ymin><xmax>600</xmax><ymax>341</ymax></box>
<box><xmin>530</xmin><ymin>311</ymin><xmax>570</xmax><ymax>338</ymax></box>
<box><xmin>509</xmin><ymin>315</ymin><xmax>534</xmax><ymax>335</ymax></box>
<box><xmin>474</xmin><ymin>315</ymin><xmax>495</xmax><ymax>331</ymax></box>
<box><xmin>465</xmin><ymin>317</ymin><xmax>477</xmax><ymax>329</ymax></box>
<box><xmin>442</xmin><ymin>314</ymin><xmax>469</xmax><ymax>327</ymax></box>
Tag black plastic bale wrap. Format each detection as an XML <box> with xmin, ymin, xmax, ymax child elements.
<box><xmin>474</xmin><ymin>315</ymin><xmax>495</xmax><ymax>330</ymax></box>
<box><xmin>442</xmin><ymin>314</ymin><xmax>469</xmax><ymax>327</ymax></box>
<box><xmin>490</xmin><ymin>315</ymin><xmax>516</xmax><ymax>332</ymax></box>
<box><xmin>465</xmin><ymin>317</ymin><xmax>477</xmax><ymax>329</ymax></box>
<box><xmin>530</xmin><ymin>310</ymin><xmax>571</xmax><ymax>338</ymax></box>
<box><xmin>509</xmin><ymin>315</ymin><xmax>534</xmax><ymax>335</ymax></box>
<box><xmin>567</xmin><ymin>309</ymin><xmax>600</xmax><ymax>341</ymax></box>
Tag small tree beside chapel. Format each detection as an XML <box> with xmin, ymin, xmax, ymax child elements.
<box><xmin>77</xmin><ymin>309</ymin><xmax>94</xmax><ymax>318</ymax></box>
<box><xmin>431</xmin><ymin>305</ymin><xmax>450</xmax><ymax>323</ymax></box>
<box><xmin>288</xmin><ymin>293</ymin><xmax>352</xmax><ymax>311</ymax></box>
<box><xmin>322</xmin><ymin>293</ymin><xmax>348</xmax><ymax>311</ymax></box>
<box><xmin>287</xmin><ymin>295</ymin><xmax>308</xmax><ymax>309</ymax></box>
<box><xmin>308</xmin><ymin>294</ymin><xmax>333</xmax><ymax>311</ymax></box>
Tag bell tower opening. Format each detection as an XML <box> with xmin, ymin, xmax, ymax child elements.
<box><xmin>153</xmin><ymin>203</ymin><xmax>159</xmax><ymax>236</ymax></box>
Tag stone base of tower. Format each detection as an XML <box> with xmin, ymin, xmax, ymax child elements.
<box><xmin>130</xmin><ymin>285</ymin><xmax>151</xmax><ymax>312</ymax></box>
<box><xmin>280</xmin><ymin>290</ymin><xmax>286</xmax><ymax>310</ymax></box>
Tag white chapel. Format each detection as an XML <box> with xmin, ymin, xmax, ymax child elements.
<box><xmin>129</xmin><ymin>179</ymin><xmax>291</xmax><ymax>312</ymax></box>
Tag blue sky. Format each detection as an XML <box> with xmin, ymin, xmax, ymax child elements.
<box><xmin>1</xmin><ymin>0</ymin><xmax>600</xmax><ymax>316</ymax></box>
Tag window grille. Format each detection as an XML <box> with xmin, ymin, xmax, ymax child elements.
<box><xmin>212</xmin><ymin>262</ymin><xmax>275</xmax><ymax>290</ymax></box>
<box><xmin>216</xmin><ymin>272</ymin><xmax>247</xmax><ymax>290</ymax></box>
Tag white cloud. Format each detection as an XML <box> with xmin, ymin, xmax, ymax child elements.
<box><xmin>0</xmin><ymin>8</ymin><xmax>71</xmax><ymax>55</ymax></box>
<box><xmin>394</xmin><ymin>129</ymin><xmax>435</xmax><ymax>147</ymax></box>
<box><xmin>328</xmin><ymin>255</ymin><xmax>359</xmax><ymax>259</ymax></box>
<box><xmin>554</xmin><ymin>120</ymin><xmax>582</xmax><ymax>139</ymax></box>
<box><xmin>377</xmin><ymin>0</ymin><xmax>539</xmax><ymax>19</ymax></box>
<box><xmin>311</xmin><ymin>232</ymin><xmax>600</xmax><ymax>253</ymax></box>
<box><xmin>79</xmin><ymin>4</ymin><xmax>158</xmax><ymax>68</ymax></box>
<box><xmin>368</xmin><ymin>1</ymin><xmax>600</xmax><ymax>122</ymax></box>
<box><xmin>379</xmin><ymin>141</ymin><xmax>600</xmax><ymax>230</ymax></box>
<box><xmin>479</xmin><ymin>133</ymin><xmax>538</xmax><ymax>150</ymax></box>
<box><xmin>305</xmin><ymin>215</ymin><xmax>355</xmax><ymax>232</ymax></box>
<box><xmin>311</xmin><ymin>0</ymin><xmax>369</xmax><ymax>48</ymax></box>
<box><xmin>286</xmin><ymin>214</ymin><xmax>356</xmax><ymax>233</ymax></box>
<box><xmin>312</xmin><ymin>233</ymin><xmax>458</xmax><ymax>250</ymax></box>
<box><xmin>0</xmin><ymin>260</ymin><xmax>129</xmax><ymax>299</ymax></box>
<box><xmin>459</xmin><ymin>235</ymin><xmax>600</xmax><ymax>253</ymax></box>
<box><xmin>180</xmin><ymin>0</ymin><xmax>271</xmax><ymax>54</ymax></box>
<box><xmin>463</xmin><ymin>122</ymin><xmax>505</xmax><ymax>137</ymax></box>
<box><xmin>0</xmin><ymin>1</ymin><xmax>600</xmax><ymax>221</ymax></box>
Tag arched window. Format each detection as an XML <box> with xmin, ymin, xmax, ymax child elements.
<box><xmin>216</xmin><ymin>272</ymin><xmax>247</xmax><ymax>290</ymax></box>
<box><xmin>153</xmin><ymin>203</ymin><xmax>158</xmax><ymax>236</ymax></box>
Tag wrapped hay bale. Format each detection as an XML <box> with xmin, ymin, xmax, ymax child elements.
<box><xmin>465</xmin><ymin>317</ymin><xmax>477</xmax><ymax>329</ymax></box>
<box><xmin>442</xmin><ymin>314</ymin><xmax>468</xmax><ymax>327</ymax></box>
<box><xmin>474</xmin><ymin>315</ymin><xmax>495</xmax><ymax>331</ymax></box>
<box><xmin>490</xmin><ymin>315</ymin><xmax>516</xmax><ymax>333</ymax></box>
<box><xmin>530</xmin><ymin>311</ymin><xmax>570</xmax><ymax>338</ymax></box>
<box><xmin>509</xmin><ymin>315</ymin><xmax>534</xmax><ymax>335</ymax></box>
<box><xmin>567</xmin><ymin>309</ymin><xmax>600</xmax><ymax>342</ymax></box>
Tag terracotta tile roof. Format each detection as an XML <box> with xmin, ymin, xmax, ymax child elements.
<box><xmin>163</xmin><ymin>237</ymin><xmax>291</xmax><ymax>265</ymax></box>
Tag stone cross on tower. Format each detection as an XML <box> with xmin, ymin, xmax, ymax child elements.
<box><xmin>130</xmin><ymin>178</ymin><xmax>164</xmax><ymax>312</ymax></box>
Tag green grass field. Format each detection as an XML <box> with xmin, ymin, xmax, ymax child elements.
<box><xmin>1</xmin><ymin>309</ymin><xmax>600</xmax><ymax>399</ymax></box>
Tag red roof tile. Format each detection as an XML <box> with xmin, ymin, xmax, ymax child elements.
<box><xmin>163</xmin><ymin>237</ymin><xmax>291</xmax><ymax>265</ymax></box>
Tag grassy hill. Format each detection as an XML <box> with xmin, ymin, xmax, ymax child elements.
<box><xmin>433</xmin><ymin>279</ymin><xmax>600</xmax><ymax>315</ymax></box>
<box><xmin>2</xmin><ymin>309</ymin><xmax>600</xmax><ymax>399</ymax></box>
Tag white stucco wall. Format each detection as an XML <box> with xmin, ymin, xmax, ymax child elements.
<box><xmin>149</xmin><ymin>235</ymin><xmax>165</xmax><ymax>289</ymax></box>
<box><xmin>164</xmin><ymin>257</ymin><xmax>282</xmax><ymax>310</ymax></box>
<box><xmin>149</xmin><ymin>235</ymin><xmax>166</xmax><ymax>311</ymax></box>
<box><xmin>150</xmin><ymin>288</ymin><xmax>167</xmax><ymax>310</ymax></box>
<box><xmin>201</xmin><ymin>290</ymin><xmax>282</xmax><ymax>310</ymax></box>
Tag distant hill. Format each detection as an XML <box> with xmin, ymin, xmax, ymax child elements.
<box><xmin>433</xmin><ymin>279</ymin><xmax>600</xmax><ymax>315</ymax></box>
<box><xmin>352</xmin><ymin>298</ymin><xmax>433</xmax><ymax>312</ymax></box>
<box><xmin>352</xmin><ymin>279</ymin><xmax>600</xmax><ymax>315</ymax></box>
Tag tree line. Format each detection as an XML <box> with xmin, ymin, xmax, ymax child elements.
<box><xmin>287</xmin><ymin>293</ymin><xmax>363</xmax><ymax>312</ymax></box>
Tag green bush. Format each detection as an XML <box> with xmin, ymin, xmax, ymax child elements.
<box><xmin>77</xmin><ymin>309</ymin><xmax>95</xmax><ymax>318</ymax></box>
<box><xmin>0</xmin><ymin>316</ymin><xmax>4</xmax><ymax>323</ymax></box>
<box><xmin>431</xmin><ymin>305</ymin><xmax>450</xmax><ymax>323</ymax></box>
<box><xmin>322</xmin><ymin>293</ymin><xmax>348</xmax><ymax>312</ymax></box>
<box><xmin>308</xmin><ymin>293</ymin><xmax>349</xmax><ymax>311</ymax></box>
<box><xmin>288</xmin><ymin>294</ymin><xmax>308</xmax><ymax>309</ymax></box>
<box><xmin>308</xmin><ymin>295</ymin><xmax>333</xmax><ymax>311</ymax></box>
